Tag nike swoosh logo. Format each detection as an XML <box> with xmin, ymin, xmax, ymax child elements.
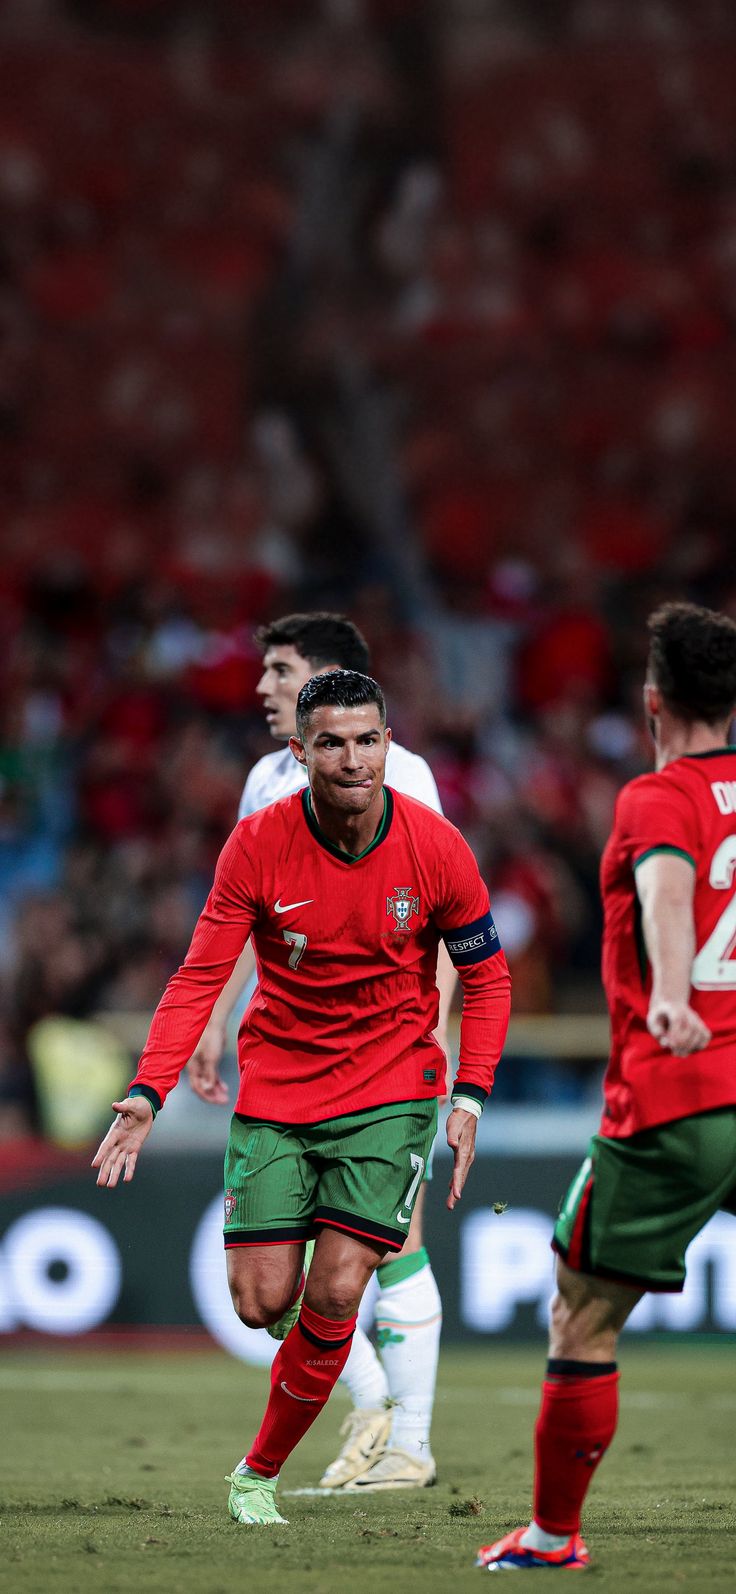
<box><xmin>274</xmin><ymin>898</ymin><xmax>314</xmax><ymax>914</ymax></box>
<box><xmin>396</xmin><ymin>1210</ymin><xmax>411</xmax><ymax>1226</ymax></box>
<box><xmin>281</xmin><ymin>1380</ymin><xmax>319</xmax><ymax>1402</ymax></box>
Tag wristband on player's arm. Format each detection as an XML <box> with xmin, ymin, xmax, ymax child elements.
<box><xmin>128</xmin><ymin>1083</ymin><xmax>161</xmax><ymax>1119</ymax></box>
<box><xmin>451</xmin><ymin>1093</ymin><xmax>483</xmax><ymax>1119</ymax></box>
<box><xmin>450</xmin><ymin>1080</ymin><xmax>486</xmax><ymax>1119</ymax></box>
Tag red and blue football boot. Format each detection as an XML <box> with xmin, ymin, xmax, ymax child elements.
<box><xmin>477</xmin><ymin>1526</ymin><xmax>589</xmax><ymax>1570</ymax></box>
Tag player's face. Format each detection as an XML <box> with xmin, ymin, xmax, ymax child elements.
<box><xmin>291</xmin><ymin>704</ymin><xmax>391</xmax><ymax>815</ymax></box>
<box><xmin>257</xmin><ymin>646</ymin><xmax>336</xmax><ymax>739</ymax></box>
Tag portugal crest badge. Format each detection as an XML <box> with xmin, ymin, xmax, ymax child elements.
<box><xmin>224</xmin><ymin>1188</ymin><xmax>237</xmax><ymax>1222</ymax></box>
<box><xmin>386</xmin><ymin>885</ymin><xmax>420</xmax><ymax>932</ymax></box>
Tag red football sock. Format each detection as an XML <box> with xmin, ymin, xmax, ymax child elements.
<box><xmin>246</xmin><ymin>1303</ymin><xmax>357</xmax><ymax>1477</ymax></box>
<box><xmin>533</xmin><ymin>1359</ymin><xmax>619</xmax><ymax>1535</ymax></box>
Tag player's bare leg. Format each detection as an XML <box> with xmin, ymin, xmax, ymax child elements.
<box><xmin>341</xmin><ymin>1182</ymin><xmax>441</xmax><ymax>1492</ymax></box>
<box><xmin>226</xmin><ymin>1242</ymin><xmax>306</xmax><ymax>1330</ymax></box>
<box><xmin>227</xmin><ymin>1228</ymin><xmax>385</xmax><ymax>1524</ymax></box>
<box><xmin>549</xmin><ymin>1257</ymin><xmax>641</xmax><ymax>1362</ymax></box>
<box><xmin>478</xmin><ymin>1258</ymin><xmax>642</xmax><ymax>1570</ymax></box>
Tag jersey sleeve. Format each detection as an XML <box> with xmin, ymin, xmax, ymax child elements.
<box><xmin>616</xmin><ymin>774</ymin><xmax>701</xmax><ymax>871</ymax></box>
<box><xmin>434</xmin><ymin>829</ymin><xmax>511</xmax><ymax>1108</ymax></box>
<box><xmin>129</xmin><ymin>824</ymin><xmax>259</xmax><ymax>1112</ymax></box>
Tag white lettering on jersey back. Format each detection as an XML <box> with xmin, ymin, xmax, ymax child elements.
<box><xmin>712</xmin><ymin>781</ymin><xmax>736</xmax><ymax>816</ymax></box>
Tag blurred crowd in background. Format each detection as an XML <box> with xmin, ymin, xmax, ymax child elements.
<box><xmin>2</xmin><ymin>0</ymin><xmax>736</xmax><ymax>1139</ymax></box>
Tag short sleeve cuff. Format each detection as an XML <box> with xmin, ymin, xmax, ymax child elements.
<box><xmin>633</xmin><ymin>844</ymin><xmax>696</xmax><ymax>870</ymax></box>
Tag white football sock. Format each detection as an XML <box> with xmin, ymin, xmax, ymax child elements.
<box><xmin>339</xmin><ymin>1322</ymin><xmax>389</xmax><ymax>1408</ymax></box>
<box><xmin>373</xmin><ymin>1247</ymin><xmax>442</xmax><ymax>1457</ymax></box>
<box><xmin>235</xmin><ymin>1460</ymin><xmax>279</xmax><ymax>1481</ymax></box>
<box><xmin>521</xmin><ymin>1521</ymin><xmax>571</xmax><ymax>1552</ymax></box>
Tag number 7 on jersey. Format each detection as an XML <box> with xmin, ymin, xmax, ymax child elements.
<box><xmin>283</xmin><ymin>929</ymin><xmax>308</xmax><ymax>970</ymax></box>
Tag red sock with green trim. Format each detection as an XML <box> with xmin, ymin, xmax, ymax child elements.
<box><xmin>533</xmin><ymin>1359</ymin><xmax>619</xmax><ymax>1535</ymax></box>
<box><xmin>246</xmin><ymin>1303</ymin><xmax>357</xmax><ymax>1477</ymax></box>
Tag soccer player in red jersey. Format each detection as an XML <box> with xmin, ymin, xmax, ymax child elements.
<box><xmin>92</xmin><ymin>669</ymin><xmax>511</xmax><ymax>1526</ymax></box>
<box><xmin>188</xmin><ymin>612</ymin><xmax>456</xmax><ymax>1490</ymax></box>
<box><xmin>478</xmin><ymin>601</ymin><xmax>736</xmax><ymax>1572</ymax></box>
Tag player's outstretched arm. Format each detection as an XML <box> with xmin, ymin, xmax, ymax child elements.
<box><xmin>92</xmin><ymin>1097</ymin><xmax>155</xmax><ymax>1188</ymax></box>
<box><xmin>635</xmin><ymin>852</ymin><xmax>712</xmax><ymax>1057</ymax></box>
<box><xmin>446</xmin><ymin>1107</ymin><xmax>477</xmax><ymax>1210</ymax></box>
<box><xmin>186</xmin><ymin>941</ymin><xmax>257</xmax><ymax>1103</ymax></box>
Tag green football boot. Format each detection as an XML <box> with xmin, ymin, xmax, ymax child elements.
<box><xmin>266</xmin><ymin>1237</ymin><xmax>315</xmax><ymax>1340</ymax></box>
<box><xmin>226</xmin><ymin>1468</ymin><xmax>288</xmax><ymax>1525</ymax></box>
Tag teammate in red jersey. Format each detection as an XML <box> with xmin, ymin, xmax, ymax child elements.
<box><xmin>92</xmin><ymin>669</ymin><xmax>511</xmax><ymax>1527</ymax></box>
<box><xmin>478</xmin><ymin>600</ymin><xmax>736</xmax><ymax>1572</ymax></box>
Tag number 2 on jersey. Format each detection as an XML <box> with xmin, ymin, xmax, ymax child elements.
<box><xmin>283</xmin><ymin>929</ymin><xmax>308</xmax><ymax>970</ymax></box>
<box><xmin>691</xmin><ymin>835</ymin><xmax>736</xmax><ymax>989</ymax></box>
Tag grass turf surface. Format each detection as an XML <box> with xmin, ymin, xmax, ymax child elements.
<box><xmin>2</xmin><ymin>1343</ymin><xmax>735</xmax><ymax>1592</ymax></box>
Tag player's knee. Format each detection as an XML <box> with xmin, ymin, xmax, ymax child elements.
<box><xmin>229</xmin><ymin>1286</ymin><xmax>262</xmax><ymax>1329</ymax></box>
<box><xmin>236</xmin><ymin>1302</ymin><xmax>272</xmax><ymax>1330</ymax></box>
<box><xmin>228</xmin><ymin>1282</ymin><xmax>285</xmax><ymax>1330</ymax></box>
<box><xmin>306</xmin><ymin>1273</ymin><xmax>362</xmax><ymax>1320</ymax></box>
<box><xmin>311</xmin><ymin>1287</ymin><xmax>359</xmax><ymax>1320</ymax></box>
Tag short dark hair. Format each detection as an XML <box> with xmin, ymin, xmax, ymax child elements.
<box><xmin>254</xmin><ymin>613</ymin><xmax>370</xmax><ymax>674</ymax></box>
<box><xmin>295</xmin><ymin>670</ymin><xmax>386</xmax><ymax>739</ymax></box>
<box><xmin>647</xmin><ymin>601</ymin><xmax>736</xmax><ymax>725</ymax></box>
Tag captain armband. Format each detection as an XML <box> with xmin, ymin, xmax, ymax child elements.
<box><xmin>442</xmin><ymin>910</ymin><xmax>501</xmax><ymax>967</ymax></box>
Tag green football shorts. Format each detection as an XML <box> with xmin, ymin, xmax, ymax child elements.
<box><xmin>553</xmin><ymin>1107</ymin><xmax>736</xmax><ymax>1292</ymax></box>
<box><xmin>223</xmin><ymin>1098</ymin><xmax>438</xmax><ymax>1254</ymax></box>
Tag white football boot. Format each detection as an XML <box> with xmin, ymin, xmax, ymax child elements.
<box><xmin>318</xmin><ymin>1405</ymin><xmax>393</xmax><ymax>1489</ymax></box>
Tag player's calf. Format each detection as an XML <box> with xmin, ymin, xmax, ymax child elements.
<box><xmin>548</xmin><ymin>1262</ymin><xmax>636</xmax><ymax>1363</ymax></box>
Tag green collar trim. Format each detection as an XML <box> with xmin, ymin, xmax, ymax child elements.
<box><xmin>301</xmin><ymin>787</ymin><xmax>393</xmax><ymax>863</ymax></box>
<box><xmin>679</xmin><ymin>746</ymin><xmax>736</xmax><ymax>760</ymax></box>
<box><xmin>634</xmin><ymin>844</ymin><xmax>696</xmax><ymax>870</ymax></box>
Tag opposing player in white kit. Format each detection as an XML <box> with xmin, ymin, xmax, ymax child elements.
<box><xmin>187</xmin><ymin>613</ymin><xmax>456</xmax><ymax>1491</ymax></box>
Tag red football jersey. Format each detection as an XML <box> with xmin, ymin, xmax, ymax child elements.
<box><xmin>600</xmin><ymin>747</ymin><xmax>736</xmax><ymax>1137</ymax></box>
<box><xmin>131</xmin><ymin>788</ymin><xmax>510</xmax><ymax>1123</ymax></box>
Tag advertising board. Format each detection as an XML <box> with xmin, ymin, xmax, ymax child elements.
<box><xmin>2</xmin><ymin>1150</ymin><xmax>735</xmax><ymax>1351</ymax></box>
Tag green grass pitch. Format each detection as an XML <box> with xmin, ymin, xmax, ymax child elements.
<box><xmin>2</xmin><ymin>1342</ymin><xmax>735</xmax><ymax>1592</ymax></box>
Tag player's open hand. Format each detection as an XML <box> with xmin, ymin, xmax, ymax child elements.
<box><xmin>92</xmin><ymin>1097</ymin><xmax>155</xmax><ymax>1188</ymax></box>
<box><xmin>647</xmin><ymin>999</ymin><xmax>712</xmax><ymax>1057</ymax></box>
<box><xmin>186</xmin><ymin>1019</ymin><xmax>230</xmax><ymax>1105</ymax></box>
<box><xmin>446</xmin><ymin>1107</ymin><xmax>477</xmax><ymax>1210</ymax></box>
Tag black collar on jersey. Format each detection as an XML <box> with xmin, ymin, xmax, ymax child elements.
<box><xmin>680</xmin><ymin>746</ymin><xmax>736</xmax><ymax>759</ymax></box>
<box><xmin>301</xmin><ymin>786</ymin><xmax>394</xmax><ymax>863</ymax></box>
